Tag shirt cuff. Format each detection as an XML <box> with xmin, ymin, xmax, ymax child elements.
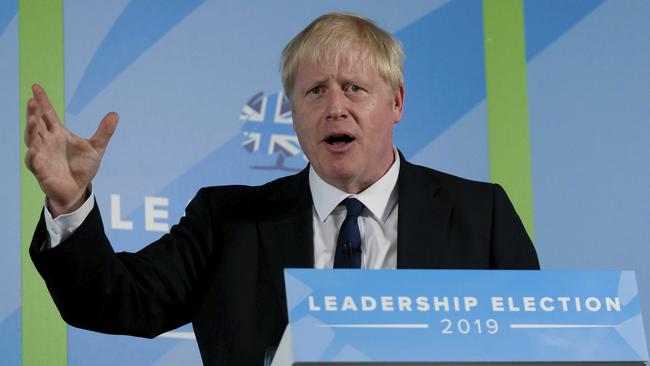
<box><xmin>44</xmin><ymin>186</ymin><xmax>95</xmax><ymax>249</ymax></box>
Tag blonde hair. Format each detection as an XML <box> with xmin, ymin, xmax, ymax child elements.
<box><xmin>281</xmin><ymin>12</ymin><xmax>404</xmax><ymax>99</ymax></box>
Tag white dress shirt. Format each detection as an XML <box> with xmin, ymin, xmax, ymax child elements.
<box><xmin>310</xmin><ymin>151</ymin><xmax>399</xmax><ymax>269</ymax></box>
<box><xmin>44</xmin><ymin>153</ymin><xmax>400</xmax><ymax>269</ymax></box>
<box><xmin>44</xmin><ymin>189</ymin><xmax>96</xmax><ymax>248</ymax></box>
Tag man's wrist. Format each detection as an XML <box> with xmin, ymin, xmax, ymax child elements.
<box><xmin>44</xmin><ymin>185</ymin><xmax>95</xmax><ymax>249</ymax></box>
<box><xmin>47</xmin><ymin>187</ymin><xmax>90</xmax><ymax>218</ymax></box>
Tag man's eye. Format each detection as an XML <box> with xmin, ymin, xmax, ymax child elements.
<box><xmin>347</xmin><ymin>84</ymin><xmax>362</xmax><ymax>93</ymax></box>
<box><xmin>308</xmin><ymin>86</ymin><xmax>322</xmax><ymax>95</ymax></box>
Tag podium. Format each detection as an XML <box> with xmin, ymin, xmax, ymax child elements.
<box><xmin>271</xmin><ymin>269</ymin><xmax>648</xmax><ymax>365</ymax></box>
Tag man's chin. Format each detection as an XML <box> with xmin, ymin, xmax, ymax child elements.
<box><xmin>319</xmin><ymin>165</ymin><xmax>370</xmax><ymax>192</ymax></box>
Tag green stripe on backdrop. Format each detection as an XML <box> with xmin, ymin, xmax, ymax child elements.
<box><xmin>482</xmin><ymin>0</ymin><xmax>535</xmax><ymax>240</ymax></box>
<box><xmin>19</xmin><ymin>0</ymin><xmax>67</xmax><ymax>365</ymax></box>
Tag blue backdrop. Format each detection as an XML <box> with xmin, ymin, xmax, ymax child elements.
<box><xmin>1</xmin><ymin>0</ymin><xmax>649</xmax><ymax>364</ymax></box>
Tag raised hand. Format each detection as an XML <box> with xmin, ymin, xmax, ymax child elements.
<box><xmin>24</xmin><ymin>84</ymin><xmax>119</xmax><ymax>217</ymax></box>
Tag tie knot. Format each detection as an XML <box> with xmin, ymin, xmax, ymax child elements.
<box><xmin>344</xmin><ymin>198</ymin><xmax>364</xmax><ymax>218</ymax></box>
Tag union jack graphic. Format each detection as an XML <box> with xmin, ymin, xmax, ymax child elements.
<box><xmin>240</xmin><ymin>91</ymin><xmax>305</xmax><ymax>171</ymax></box>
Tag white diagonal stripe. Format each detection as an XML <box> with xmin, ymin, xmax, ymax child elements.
<box><xmin>315</xmin><ymin>323</ymin><xmax>428</xmax><ymax>329</ymax></box>
<box><xmin>159</xmin><ymin>331</ymin><xmax>196</xmax><ymax>339</ymax></box>
<box><xmin>511</xmin><ymin>324</ymin><xmax>618</xmax><ymax>329</ymax></box>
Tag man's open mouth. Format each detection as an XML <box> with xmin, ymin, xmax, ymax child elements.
<box><xmin>324</xmin><ymin>134</ymin><xmax>355</xmax><ymax>144</ymax></box>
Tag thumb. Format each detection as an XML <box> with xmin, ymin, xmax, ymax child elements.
<box><xmin>89</xmin><ymin>112</ymin><xmax>119</xmax><ymax>155</ymax></box>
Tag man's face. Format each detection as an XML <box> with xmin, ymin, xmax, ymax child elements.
<box><xmin>291</xmin><ymin>48</ymin><xmax>404</xmax><ymax>193</ymax></box>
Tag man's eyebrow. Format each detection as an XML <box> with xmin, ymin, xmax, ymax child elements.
<box><xmin>306</xmin><ymin>76</ymin><xmax>328</xmax><ymax>85</ymax></box>
<box><xmin>301</xmin><ymin>77</ymin><xmax>329</xmax><ymax>90</ymax></box>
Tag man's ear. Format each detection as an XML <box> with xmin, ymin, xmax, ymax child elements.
<box><xmin>288</xmin><ymin>94</ymin><xmax>297</xmax><ymax>132</ymax></box>
<box><xmin>392</xmin><ymin>84</ymin><xmax>405</xmax><ymax>124</ymax></box>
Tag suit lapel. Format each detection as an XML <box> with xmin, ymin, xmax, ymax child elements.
<box><xmin>396</xmin><ymin>157</ymin><xmax>454</xmax><ymax>269</ymax></box>
<box><xmin>258</xmin><ymin>168</ymin><xmax>313</xmax><ymax>321</ymax></box>
<box><xmin>258</xmin><ymin>156</ymin><xmax>456</xmax><ymax>302</ymax></box>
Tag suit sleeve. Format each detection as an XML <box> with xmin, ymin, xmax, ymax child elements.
<box><xmin>29</xmin><ymin>188</ymin><xmax>217</xmax><ymax>338</ymax></box>
<box><xmin>489</xmin><ymin>184</ymin><xmax>540</xmax><ymax>269</ymax></box>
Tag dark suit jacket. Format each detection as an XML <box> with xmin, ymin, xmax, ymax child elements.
<box><xmin>30</xmin><ymin>157</ymin><xmax>539</xmax><ymax>365</ymax></box>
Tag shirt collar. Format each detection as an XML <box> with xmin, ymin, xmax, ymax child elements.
<box><xmin>309</xmin><ymin>147</ymin><xmax>400</xmax><ymax>223</ymax></box>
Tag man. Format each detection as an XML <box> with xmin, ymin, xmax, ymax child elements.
<box><xmin>26</xmin><ymin>13</ymin><xmax>538</xmax><ymax>366</ymax></box>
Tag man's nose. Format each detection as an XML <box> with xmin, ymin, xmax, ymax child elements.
<box><xmin>325</xmin><ymin>89</ymin><xmax>347</xmax><ymax>120</ymax></box>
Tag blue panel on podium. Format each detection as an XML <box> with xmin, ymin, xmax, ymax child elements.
<box><xmin>279</xmin><ymin>269</ymin><xmax>648</xmax><ymax>364</ymax></box>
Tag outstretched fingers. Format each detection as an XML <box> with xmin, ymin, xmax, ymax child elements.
<box><xmin>32</xmin><ymin>84</ymin><xmax>63</xmax><ymax>133</ymax></box>
<box><xmin>32</xmin><ymin>84</ymin><xmax>59</xmax><ymax>119</ymax></box>
<box><xmin>24</xmin><ymin>118</ymin><xmax>44</xmax><ymax>174</ymax></box>
<box><xmin>25</xmin><ymin>98</ymin><xmax>46</xmax><ymax>147</ymax></box>
<box><xmin>25</xmin><ymin>116</ymin><xmax>43</xmax><ymax>148</ymax></box>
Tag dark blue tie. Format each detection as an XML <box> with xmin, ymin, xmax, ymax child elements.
<box><xmin>333</xmin><ymin>198</ymin><xmax>364</xmax><ymax>268</ymax></box>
